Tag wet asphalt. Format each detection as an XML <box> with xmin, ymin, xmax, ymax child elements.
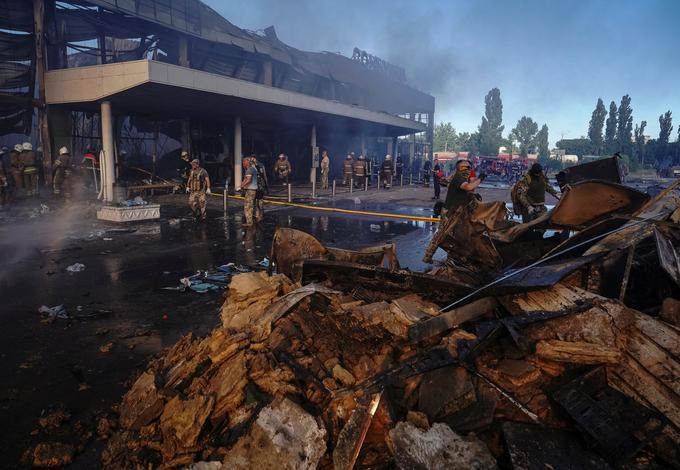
<box><xmin>0</xmin><ymin>192</ymin><xmax>443</xmax><ymax>468</ymax></box>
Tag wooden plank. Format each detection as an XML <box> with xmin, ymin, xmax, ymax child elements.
<box><xmin>535</xmin><ymin>340</ymin><xmax>620</xmax><ymax>364</ymax></box>
<box><xmin>611</xmin><ymin>353</ymin><xmax>680</xmax><ymax>428</ymax></box>
<box><xmin>408</xmin><ymin>297</ymin><xmax>497</xmax><ymax>344</ymax></box>
<box><xmin>624</xmin><ymin>330</ymin><xmax>680</xmax><ymax>398</ymax></box>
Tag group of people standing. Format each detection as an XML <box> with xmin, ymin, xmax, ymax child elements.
<box><xmin>0</xmin><ymin>143</ymin><xmax>76</xmax><ymax>207</ymax></box>
<box><xmin>342</xmin><ymin>153</ymin><xmax>397</xmax><ymax>189</ymax></box>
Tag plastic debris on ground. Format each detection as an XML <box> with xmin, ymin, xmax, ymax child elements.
<box><xmin>66</xmin><ymin>263</ymin><xmax>86</xmax><ymax>273</ymax></box>
<box><xmin>38</xmin><ymin>305</ymin><xmax>68</xmax><ymax>320</ymax></box>
<box><xmin>119</xmin><ymin>196</ymin><xmax>148</xmax><ymax>207</ymax></box>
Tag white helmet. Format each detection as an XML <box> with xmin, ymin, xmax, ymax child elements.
<box><xmin>59</xmin><ymin>146</ymin><xmax>70</xmax><ymax>156</ymax></box>
<box><xmin>13</xmin><ymin>144</ymin><xmax>23</xmax><ymax>152</ymax></box>
<box><xmin>385</xmin><ymin>154</ymin><xmax>392</xmax><ymax>160</ymax></box>
<box><xmin>22</xmin><ymin>142</ymin><xmax>32</xmax><ymax>151</ymax></box>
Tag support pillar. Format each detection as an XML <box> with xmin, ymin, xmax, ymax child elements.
<box><xmin>387</xmin><ymin>138</ymin><xmax>393</xmax><ymax>157</ymax></box>
<box><xmin>100</xmin><ymin>100</ymin><xmax>115</xmax><ymax>202</ymax></box>
<box><xmin>310</xmin><ymin>124</ymin><xmax>317</xmax><ymax>184</ymax></box>
<box><xmin>33</xmin><ymin>0</ymin><xmax>52</xmax><ymax>186</ymax></box>
<box><xmin>234</xmin><ymin>116</ymin><xmax>242</xmax><ymax>190</ymax></box>
<box><xmin>361</xmin><ymin>133</ymin><xmax>366</xmax><ymax>156</ymax></box>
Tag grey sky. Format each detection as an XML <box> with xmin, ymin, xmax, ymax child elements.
<box><xmin>207</xmin><ymin>0</ymin><xmax>680</xmax><ymax>145</ymax></box>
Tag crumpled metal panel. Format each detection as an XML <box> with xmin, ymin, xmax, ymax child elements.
<box><xmin>549</xmin><ymin>180</ymin><xmax>648</xmax><ymax>228</ymax></box>
<box><xmin>556</xmin><ymin>156</ymin><xmax>621</xmax><ymax>187</ymax></box>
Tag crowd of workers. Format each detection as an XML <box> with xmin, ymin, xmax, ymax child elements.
<box><xmin>1</xmin><ymin>138</ymin><xmax>559</xmax><ymax>232</ymax></box>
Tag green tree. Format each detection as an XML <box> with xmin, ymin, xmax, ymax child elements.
<box><xmin>536</xmin><ymin>124</ymin><xmax>549</xmax><ymax>159</ymax></box>
<box><xmin>657</xmin><ymin>111</ymin><xmax>673</xmax><ymax>163</ymax></box>
<box><xmin>604</xmin><ymin>100</ymin><xmax>617</xmax><ymax>154</ymax></box>
<box><xmin>616</xmin><ymin>94</ymin><xmax>633</xmax><ymax>155</ymax></box>
<box><xmin>434</xmin><ymin>122</ymin><xmax>457</xmax><ymax>152</ymax></box>
<box><xmin>478</xmin><ymin>88</ymin><xmax>504</xmax><ymax>155</ymax></box>
<box><xmin>556</xmin><ymin>138</ymin><xmax>591</xmax><ymax>156</ymax></box>
<box><xmin>588</xmin><ymin>98</ymin><xmax>607</xmax><ymax>155</ymax></box>
<box><xmin>510</xmin><ymin>116</ymin><xmax>539</xmax><ymax>156</ymax></box>
<box><xmin>634</xmin><ymin>121</ymin><xmax>647</xmax><ymax>164</ymax></box>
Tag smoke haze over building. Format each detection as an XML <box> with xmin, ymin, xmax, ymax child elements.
<box><xmin>212</xmin><ymin>0</ymin><xmax>680</xmax><ymax>144</ymax></box>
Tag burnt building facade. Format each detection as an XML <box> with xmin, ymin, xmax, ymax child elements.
<box><xmin>0</xmin><ymin>0</ymin><xmax>434</xmax><ymax>198</ymax></box>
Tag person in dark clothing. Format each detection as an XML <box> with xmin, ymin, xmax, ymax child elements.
<box><xmin>423</xmin><ymin>159</ymin><xmax>432</xmax><ymax>186</ymax></box>
<box><xmin>432</xmin><ymin>158</ymin><xmax>442</xmax><ymax>200</ymax></box>
<box><xmin>442</xmin><ymin>160</ymin><xmax>485</xmax><ymax>217</ymax></box>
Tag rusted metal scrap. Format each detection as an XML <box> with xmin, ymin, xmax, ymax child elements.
<box><xmin>269</xmin><ymin>227</ymin><xmax>399</xmax><ymax>282</ymax></box>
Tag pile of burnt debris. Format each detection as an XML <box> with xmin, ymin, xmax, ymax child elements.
<box><xmin>85</xmin><ymin>178</ymin><xmax>680</xmax><ymax>469</ymax></box>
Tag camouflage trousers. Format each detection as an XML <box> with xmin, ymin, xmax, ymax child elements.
<box><xmin>521</xmin><ymin>204</ymin><xmax>547</xmax><ymax>224</ymax></box>
<box><xmin>189</xmin><ymin>191</ymin><xmax>207</xmax><ymax>219</ymax></box>
<box><xmin>244</xmin><ymin>189</ymin><xmax>263</xmax><ymax>225</ymax></box>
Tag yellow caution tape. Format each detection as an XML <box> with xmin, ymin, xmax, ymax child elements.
<box><xmin>207</xmin><ymin>192</ymin><xmax>440</xmax><ymax>223</ymax></box>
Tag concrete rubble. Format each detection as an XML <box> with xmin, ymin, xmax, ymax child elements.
<box><xmin>97</xmin><ymin>180</ymin><xmax>680</xmax><ymax>469</ymax></box>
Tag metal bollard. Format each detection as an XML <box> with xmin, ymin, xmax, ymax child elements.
<box><xmin>350</xmin><ymin>178</ymin><xmax>353</xmax><ymax>194</ymax></box>
<box><xmin>312</xmin><ymin>179</ymin><xmax>316</xmax><ymax>199</ymax></box>
<box><xmin>365</xmin><ymin>177</ymin><xmax>368</xmax><ymax>191</ymax></box>
<box><xmin>401</xmin><ymin>175</ymin><xmax>404</xmax><ymax>186</ymax></box>
<box><xmin>287</xmin><ymin>183</ymin><xmax>292</xmax><ymax>203</ymax></box>
<box><xmin>390</xmin><ymin>176</ymin><xmax>393</xmax><ymax>188</ymax></box>
<box><xmin>223</xmin><ymin>187</ymin><xmax>227</xmax><ymax>214</ymax></box>
<box><xmin>332</xmin><ymin>179</ymin><xmax>336</xmax><ymax>197</ymax></box>
<box><xmin>419</xmin><ymin>171</ymin><xmax>422</xmax><ymax>183</ymax></box>
<box><xmin>410</xmin><ymin>173</ymin><xmax>413</xmax><ymax>185</ymax></box>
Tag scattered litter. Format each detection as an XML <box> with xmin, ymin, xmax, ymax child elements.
<box><xmin>258</xmin><ymin>258</ymin><xmax>270</xmax><ymax>268</ymax></box>
<box><xmin>168</xmin><ymin>218</ymin><xmax>181</xmax><ymax>226</ymax></box>
<box><xmin>353</xmin><ymin>197</ymin><xmax>361</xmax><ymax>204</ymax></box>
<box><xmin>119</xmin><ymin>196</ymin><xmax>148</xmax><ymax>207</ymax></box>
<box><xmin>99</xmin><ymin>342</ymin><xmax>113</xmax><ymax>353</ymax></box>
<box><xmin>370</xmin><ymin>223</ymin><xmax>381</xmax><ymax>232</ymax></box>
<box><xmin>66</xmin><ymin>263</ymin><xmax>86</xmax><ymax>273</ymax></box>
<box><xmin>38</xmin><ymin>305</ymin><xmax>68</xmax><ymax>320</ymax></box>
<box><xmin>103</xmin><ymin>237</ymin><xmax>113</xmax><ymax>241</ymax></box>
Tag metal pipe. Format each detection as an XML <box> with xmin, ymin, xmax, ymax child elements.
<box><xmin>364</xmin><ymin>177</ymin><xmax>368</xmax><ymax>191</ymax></box>
<box><xmin>350</xmin><ymin>178</ymin><xmax>353</xmax><ymax>194</ymax></box>
<box><xmin>401</xmin><ymin>174</ymin><xmax>403</xmax><ymax>186</ymax></box>
<box><xmin>312</xmin><ymin>179</ymin><xmax>316</xmax><ymax>199</ymax></box>
<box><xmin>288</xmin><ymin>183</ymin><xmax>292</xmax><ymax>203</ymax></box>
<box><xmin>410</xmin><ymin>173</ymin><xmax>412</xmax><ymax>185</ymax></box>
<box><xmin>223</xmin><ymin>186</ymin><xmax>227</xmax><ymax>214</ymax></box>
<box><xmin>332</xmin><ymin>180</ymin><xmax>336</xmax><ymax>197</ymax></box>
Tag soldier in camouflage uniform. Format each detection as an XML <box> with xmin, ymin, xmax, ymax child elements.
<box><xmin>241</xmin><ymin>156</ymin><xmax>263</xmax><ymax>226</ymax></box>
<box><xmin>186</xmin><ymin>158</ymin><xmax>211</xmax><ymax>220</ymax></box>
<box><xmin>512</xmin><ymin>163</ymin><xmax>559</xmax><ymax>223</ymax></box>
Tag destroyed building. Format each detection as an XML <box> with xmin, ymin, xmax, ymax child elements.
<box><xmin>40</xmin><ymin>172</ymin><xmax>674</xmax><ymax>469</ymax></box>
<box><xmin>0</xmin><ymin>0</ymin><xmax>434</xmax><ymax>200</ymax></box>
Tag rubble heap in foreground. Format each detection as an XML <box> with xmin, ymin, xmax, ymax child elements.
<box><xmin>103</xmin><ymin>184</ymin><xmax>680</xmax><ymax>470</ymax></box>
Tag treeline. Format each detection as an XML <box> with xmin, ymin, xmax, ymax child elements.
<box><xmin>434</xmin><ymin>88</ymin><xmax>549</xmax><ymax>160</ymax></box>
<box><xmin>557</xmin><ymin>96</ymin><xmax>678</xmax><ymax>168</ymax></box>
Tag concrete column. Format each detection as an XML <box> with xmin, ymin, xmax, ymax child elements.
<box><xmin>310</xmin><ymin>124</ymin><xmax>317</xmax><ymax>184</ymax></box>
<box><xmin>234</xmin><ymin>116</ymin><xmax>242</xmax><ymax>190</ymax></box>
<box><xmin>100</xmin><ymin>100</ymin><xmax>115</xmax><ymax>202</ymax></box>
<box><xmin>387</xmin><ymin>138</ymin><xmax>393</xmax><ymax>157</ymax></box>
